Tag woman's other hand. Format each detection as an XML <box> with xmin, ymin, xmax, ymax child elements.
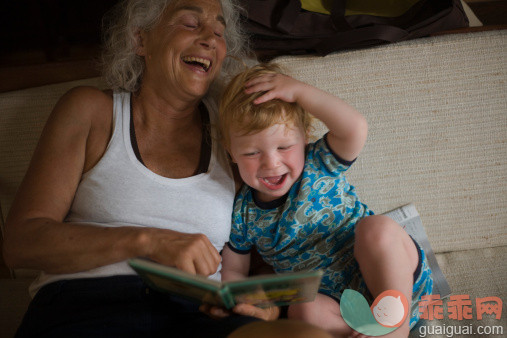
<box><xmin>232</xmin><ymin>303</ymin><xmax>280</xmax><ymax>321</ymax></box>
<box><xmin>146</xmin><ymin>229</ymin><xmax>221</xmax><ymax>276</ymax></box>
<box><xmin>200</xmin><ymin>303</ymin><xmax>280</xmax><ymax>321</ymax></box>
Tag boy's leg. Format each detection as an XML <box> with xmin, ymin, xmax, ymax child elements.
<box><xmin>228</xmin><ymin>319</ymin><xmax>333</xmax><ymax>338</ymax></box>
<box><xmin>287</xmin><ymin>293</ymin><xmax>353</xmax><ymax>337</ymax></box>
<box><xmin>354</xmin><ymin>215</ymin><xmax>419</xmax><ymax>337</ymax></box>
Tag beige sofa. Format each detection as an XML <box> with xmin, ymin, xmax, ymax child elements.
<box><xmin>1</xmin><ymin>29</ymin><xmax>506</xmax><ymax>337</ymax></box>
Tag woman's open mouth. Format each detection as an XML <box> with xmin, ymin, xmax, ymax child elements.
<box><xmin>182</xmin><ymin>56</ymin><xmax>211</xmax><ymax>72</ymax></box>
<box><xmin>260</xmin><ymin>174</ymin><xmax>288</xmax><ymax>190</ymax></box>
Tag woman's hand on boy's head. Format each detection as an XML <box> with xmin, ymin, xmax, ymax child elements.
<box><xmin>244</xmin><ymin>73</ymin><xmax>306</xmax><ymax>105</ymax></box>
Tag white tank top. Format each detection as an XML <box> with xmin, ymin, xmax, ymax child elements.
<box><xmin>29</xmin><ymin>91</ymin><xmax>235</xmax><ymax>297</ymax></box>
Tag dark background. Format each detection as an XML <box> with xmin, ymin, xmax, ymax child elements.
<box><xmin>1</xmin><ymin>0</ymin><xmax>506</xmax><ymax>68</ymax></box>
<box><xmin>0</xmin><ymin>0</ymin><xmax>118</xmax><ymax>66</ymax></box>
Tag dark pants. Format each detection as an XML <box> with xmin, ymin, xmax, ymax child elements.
<box><xmin>16</xmin><ymin>276</ymin><xmax>259</xmax><ymax>338</ymax></box>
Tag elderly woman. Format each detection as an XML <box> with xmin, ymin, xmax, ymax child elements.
<box><xmin>3</xmin><ymin>0</ymin><xmax>331</xmax><ymax>337</ymax></box>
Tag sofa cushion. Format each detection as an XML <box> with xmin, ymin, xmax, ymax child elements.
<box><xmin>274</xmin><ymin>30</ymin><xmax>507</xmax><ymax>254</ymax></box>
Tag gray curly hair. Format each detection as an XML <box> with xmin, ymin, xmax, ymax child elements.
<box><xmin>101</xmin><ymin>0</ymin><xmax>249</xmax><ymax>93</ymax></box>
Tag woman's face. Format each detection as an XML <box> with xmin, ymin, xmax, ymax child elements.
<box><xmin>138</xmin><ymin>0</ymin><xmax>227</xmax><ymax>99</ymax></box>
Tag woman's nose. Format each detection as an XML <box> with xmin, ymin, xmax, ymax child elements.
<box><xmin>199</xmin><ymin>26</ymin><xmax>217</xmax><ymax>49</ymax></box>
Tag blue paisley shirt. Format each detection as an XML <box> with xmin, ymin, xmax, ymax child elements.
<box><xmin>228</xmin><ymin>135</ymin><xmax>374</xmax><ymax>300</ymax></box>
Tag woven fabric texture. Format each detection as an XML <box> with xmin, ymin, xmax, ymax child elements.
<box><xmin>274</xmin><ymin>30</ymin><xmax>507</xmax><ymax>254</ymax></box>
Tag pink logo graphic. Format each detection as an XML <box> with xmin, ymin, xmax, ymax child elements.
<box><xmin>371</xmin><ymin>290</ymin><xmax>409</xmax><ymax>328</ymax></box>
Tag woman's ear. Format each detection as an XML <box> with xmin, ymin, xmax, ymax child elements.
<box><xmin>135</xmin><ymin>29</ymin><xmax>147</xmax><ymax>56</ymax></box>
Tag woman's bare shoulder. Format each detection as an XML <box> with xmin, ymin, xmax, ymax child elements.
<box><xmin>47</xmin><ymin>86</ymin><xmax>115</xmax><ymax>171</ymax></box>
<box><xmin>53</xmin><ymin>86</ymin><xmax>113</xmax><ymax>120</ymax></box>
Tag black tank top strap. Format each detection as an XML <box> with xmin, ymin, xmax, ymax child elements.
<box><xmin>129</xmin><ymin>97</ymin><xmax>211</xmax><ymax>174</ymax></box>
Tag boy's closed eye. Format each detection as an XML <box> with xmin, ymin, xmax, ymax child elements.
<box><xmin>277</xmin><ymin>145</ymin><xmax>294</xmax><ymax>151</ymax></box>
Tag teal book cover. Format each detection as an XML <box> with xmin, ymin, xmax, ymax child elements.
<box><xmin>129</xmin><ymin>258</ymin><xmax>323</xmax><ymax>309</ymax></box>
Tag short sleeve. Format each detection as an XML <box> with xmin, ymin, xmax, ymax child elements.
<box><xmin>306</xmin><ymin>134</ymin><xmax>356</xmax><ymax>175</ymax></box>
<box><xmin>228</xmin><ymin>187</ymin><xmax>254</xmax><ymax>254</ymax></box>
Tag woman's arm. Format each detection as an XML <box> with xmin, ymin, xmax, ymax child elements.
<box><xmin>3</xmin><ymin>87</ymin><xmax>220</xmax><ymax>276</ymax></box>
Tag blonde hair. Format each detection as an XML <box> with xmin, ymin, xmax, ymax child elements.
<box><xmin>219</xmin><ymin>63</ymin><xmax>312</xmax><ymax>149</ymax></box>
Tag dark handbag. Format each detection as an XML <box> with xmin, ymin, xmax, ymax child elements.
<box><xmin>239</xmin><ymin>0</ymin><xmax>469</xmax><ymax>57</ymax></box>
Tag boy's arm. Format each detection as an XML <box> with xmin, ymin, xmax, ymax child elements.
<box><xmin>221</xmin><ymin>244</ymin><xmax>251</xmax><ymax>281</ymax></box>
<box><xmin>220</xmin><ymin>245</ymin><xmax>281</xmax><ymax>320</ymax></box>
<box><xmin>246</xmin><ymin>74</ymin><xmax>368</xmax><ymax>161</ymax></box>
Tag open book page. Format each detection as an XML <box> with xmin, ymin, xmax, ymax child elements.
<box><xmin>227</xmin><ymin>270</ymin><xmax>323</xmax><ymax>308</ymax></box>
<box><xmin>128</xmin><ymin>258</ymin><xmax>323</xmax><ymax>309</ymax></box>
<box><xmin>383</xmin><ymin>203</ymin><xmax>451</xmax><ymax>299</ymax></box>
<box><xmin>128</xmin><ymin>258</ymin><xmax>229</xmax><ymax>307</ymax></box>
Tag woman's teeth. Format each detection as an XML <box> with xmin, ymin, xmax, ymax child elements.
<box><xmin>182</xmin><ymin>56</ymin><xmax>210</xmax><ymax>71</ymax></box>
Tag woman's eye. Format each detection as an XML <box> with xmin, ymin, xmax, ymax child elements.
<box><xmin>214</xmin><ymin>28</ymin><xmax>225</xmax><ymax>37</ymax></box>
<box><xmin>183</xmin><ymin>21</ymin><xmax>197</xmax><ymax>28</ymax></box>
<box><xmin>180</xmin><ymin>15</ymin><xmax>198</xmax><ymax>28</ymax></box>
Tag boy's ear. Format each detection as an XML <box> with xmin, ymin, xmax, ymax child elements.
<box><xmin>228</xmin><ymin>151</ymin><xmax>237</xmax><ymax>163</ymax></box>
<box><xmin>225</xmin><ymin>147</ymin><xmax>237</xmax><ymax>163</ymax></box>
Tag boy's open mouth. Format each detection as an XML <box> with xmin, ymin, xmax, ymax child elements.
<box><xmin>182</xmin><ymin>56</ymin><xmax>211</xmax><ymax>72</ymax></box>
<box><xmin>260</xmin><ymin>174</ymin><xmax>287</xmax><ymax>189</ymax></box>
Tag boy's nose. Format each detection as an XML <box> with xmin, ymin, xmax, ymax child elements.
<box><xmin>261</xmin><ymin>153</ymin><xmax>280</xmax><ymax>169</ymax></box>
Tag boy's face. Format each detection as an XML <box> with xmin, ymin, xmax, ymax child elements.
<box><xmin>229</xmin><ymin>123</ymin><xmax>307</xmax><ymax>202</ymax></box>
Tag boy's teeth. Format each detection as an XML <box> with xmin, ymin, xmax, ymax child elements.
<box><xmin>263</xmin><ymin>175</ymin><xmax>284</xmax><ymax>185</ymax></box>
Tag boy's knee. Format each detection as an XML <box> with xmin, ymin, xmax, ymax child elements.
<box><xmin>354</xmin><ymin>215</ymin><xmax>419</xmax><ymax>272</ymax></box>
<box><xmin>355</xmin><ymin>215</ymin><xmax>399</xmax><ymax>249</ymax></box>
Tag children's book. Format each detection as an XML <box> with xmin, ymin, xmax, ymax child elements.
<box><xmin>128</xmin><ymin>258</ymin><xmax>323</xmax><ymax>309</ymax></box>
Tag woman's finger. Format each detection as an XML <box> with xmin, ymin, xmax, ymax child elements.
<box><xmin>233</xmin><ymin>304</ymin><xmax>280</xmax><ymax>321</ymax></box>
<box><xmin>199</xmin><ymin>304</ymin><xmax>232</xmax><ymax>319</ymax></box>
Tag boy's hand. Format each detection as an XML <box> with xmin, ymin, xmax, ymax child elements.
<box><xmin>244</xmin><ymin>73</ymin><xmax>306</xmax><ymax>105</ymax></box>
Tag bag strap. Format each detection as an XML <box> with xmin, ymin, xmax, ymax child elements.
<box><xmin>276</xmin><ymin>0</ymin><xmax>350</xmax><ymax>33</ymax></box>
<box><xmin>329</xmin><ymin>0</ymin><xmax>349</xmax><ymax>30</ymax></box>
<box><xmin>275</xmin><ymin>1</ymin><xmax>303</xmax><ymax>33</ymax></box>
